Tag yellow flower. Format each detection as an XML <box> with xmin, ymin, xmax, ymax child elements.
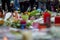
<box><xmin>12</xmin><ymin>17</ymin><xmax>18</xmax><ymax>23</ymax></box>
<box><xmin>27</xmin><ymin>12</ymin><xmax>30</xmax><ymax>16</ymax></box>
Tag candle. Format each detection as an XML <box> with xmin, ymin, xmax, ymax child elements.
<box><xmin>43</xmin><ymin>11</ymin><xmax>51</xmax><ymax>28</ymax></box>
<box><xmin>22</xmin><ymin>31</ymin><xmax>32</xmax><ymax>40</ymax></box>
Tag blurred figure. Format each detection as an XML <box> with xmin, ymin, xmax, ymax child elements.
<box><xmin>38</xmin><ymin>0</ymin><xmax>46</xmax><ymax>12</ymax></box>
<box><xmin>54</xmin><ymin>0</ymin><xmax>59</xmax><ymax>12</ymax></box>
<box><xmin>19</xmin><ymin>0</ymin><xmax>24</xmax><ymax>12</ymax></box>
<box><xmin>46</xmin><ymin>0</ymin><xmax>51</xmax><ymax>11</ymax></box>
<box><xmin>29</xmin><ymin>0</ymin><xmax>35</xmax><ymax>11</ymax></box>
<box><xmin>10</xmin><ymin>1</ymin><xmax>14</xmax><ymax>12</ymax></box>
<box><xmin>1</xmin><ymin>0</ymin><xmax>11</xmax><ymax>12</ymax></box>
<box><xmin>0</xmin><ymin>0</ymin><xmax>2</xmax><ymax>9</ymax></box>
<box><xmin>14</xmin><ymin>0</ymin><xmax>20</xmax><ymax>11</ymax></box>
<box><xmin>57</xmin><ymin>4</ymin><xmax>60</xmax><ymax>12</ymax></box>
<box><xmin>50</xmin><ymin>2</ymin><xmax>57</xmax><ymax>12</ymax></box>
<box><xmin>35</xmin><ymin>0</ymin><xmax>39</xmax><ymax>9</ymax></box>
<box><xmin>24</xmin><ymin>0</ymin><xmax>29</xmax><ymax>12</ymax></box>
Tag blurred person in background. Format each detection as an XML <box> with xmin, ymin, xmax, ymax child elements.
<box><xmin>0</xmin><ymin>0</ymin><xmax>2</xmax><ymax>9</ymax></box>
<box><xmin>57</xmin><ymin>4</ymin><xmax>60</xmax><ymax>12</ymax></box>
<box><xmin>46</xmin><ymin>0</ymin><xmax>51</xmax><ymax>11</ymax></box>
<box><xmin>38</xmin><ymin>0</ymin><xmax>46</xmax><ymax>12</ymax></box>
<box><xmin>24</xmin><ymin>0</ymin><xmax>29</xmax><ymax>12</ymax></box>
<box><xmin>19</xmin><ymin>0</ymin><xmax>24</xmax><ymax>13</ymax></box>
<box><xmin>29</xmin><ymin>0</ymin><xmax>35</xmax><ymax>11</ymax></box>
<box><xmin>54</xmin><ymin>0</ymin><xmax>59</xmax><ymax>12</ymax></box>
<box><xmin>10</xmin><ymin>1</ymin><xmax>14</xmax><ymax>12</ymax></box>
<box><xmin>50</xmin><ymin>1</ymin><xmax>55</xmax><ymax>12</ymax></box>
<box><xmin>14</xmin><ymin>0</ymin><xmax>20</xmax><ymax>11</ymax></box>
<box><xmin>10</xmin><ymin>0</ymin><xmax>20</xmax><ymax>12</ymax></box>
<box><xmin>1</xmin><ymin>0</ymin><xmax>11</xmax><ymax>12</ymax></box>
<box><xmin>35</xmin><ymin>0</ymin><xmax>39</xmax><ymax>9</ymax></box>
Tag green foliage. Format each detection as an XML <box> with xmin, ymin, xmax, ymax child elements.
<box><xmin>26</xmin><ymin>22</ymin><xmax>31</xmax><ymax>27</ymax></box>
<box><xmin>11</xmin><ymin>20</ymin><xmax>20</xmax><ymax>28</ymax></box>
<box><xmin>30</xmin><ymin>10</ymin><xmax>40</xmax><ymax>16</ymax></box>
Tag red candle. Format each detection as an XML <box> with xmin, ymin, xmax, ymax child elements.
<box><xmin>55</xmin><ymin>16</ymin><xmax>60</xmax><ymax>24</ymax></box>
<box><xmin>43</xmin><ymin>11</ymin><xmax>51</xmax><ymax>27</ymax></box>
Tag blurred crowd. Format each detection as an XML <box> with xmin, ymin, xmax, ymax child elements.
<box><xmin>0</xmin><ymin>0</ymin><xmax>60</xmax><ymax>12</ymax></box>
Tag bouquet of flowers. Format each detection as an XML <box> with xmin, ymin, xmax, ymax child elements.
<box><xmin>11</xmin><ymin>20</ymin><xmax>20</xmax><ymax>28</ymax></box>
<box><xmin>26</xmin><ymin>22</ymin><xmax>31</xmax><ymax>29</ymax></box>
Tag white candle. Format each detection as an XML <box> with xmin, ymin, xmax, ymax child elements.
<box><xmin>22</xmin><ymin>30</ymin><xmax>32</xmax><ymax>40</ymax></box>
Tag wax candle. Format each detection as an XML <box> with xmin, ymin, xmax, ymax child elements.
<box><xmin>22</xmin><ymin>31</ymin><xmax>32</xmax><ymax>40</ymax></box>
<box><xmin>43</xmin><ymin>11</ymin><xmax>51</xmax><ymax>28</ymax></box>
